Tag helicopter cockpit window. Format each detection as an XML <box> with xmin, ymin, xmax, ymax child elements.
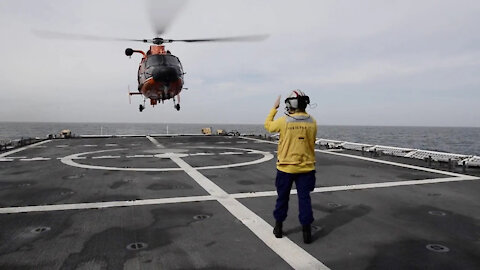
<box><xmin>146</xmin><ymin>55</ymin><xmax>164</xmax><ymax>66</ymax></box>
<box><xmin>164</xmin><ymin>55</ymin><xmax>180</xmax><ymax>66</ymax></box>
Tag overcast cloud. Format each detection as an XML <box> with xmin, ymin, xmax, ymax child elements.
<box><xmin>0</xmin><ymin>0</ymin><xmax>479</xmax><ymax>126</ymax></box>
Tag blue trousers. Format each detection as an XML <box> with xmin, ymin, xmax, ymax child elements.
<box><xmin>273</xmin><ymin>170</ymin><xmax>316</xmax><ymax>225</ymax></box>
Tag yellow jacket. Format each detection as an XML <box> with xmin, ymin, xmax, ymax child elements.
<box><xmin>264</xmin><ymin>108</ymin><xmax>317</xmax><ymax>173</ymax></box>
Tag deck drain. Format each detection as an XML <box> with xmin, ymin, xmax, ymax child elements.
<box><xmin>193</xmin><ymin>214</ymin><xmax>211</xmax><ymax>220</ymax></box>
<box><xmin>126</xmin><ymin>242</ymin><xmax>148</xmax><ymax>251</ymax></box>
<box><xmin>31</xmin><ymin>227</ymin><xmax>51</xmax><ymax>233</ymax></box>
<box><xmin>311</xmin><ymin>225</ymin><xmax>322</xmax><ymax>231</ymax></box>
<box><xmin>426</xmin><ymin>244</ymin><xmax>449</xmax><ymax>253</ymax></box>
<box><xmin>328</xmin><ymin>203</ymin><xmax>342</xmax><ymax>208</ymax></box>
<box><xmin>428</xmin><ymin>211</ymin><xmax>447</xmax><ymax>216</ymax></box>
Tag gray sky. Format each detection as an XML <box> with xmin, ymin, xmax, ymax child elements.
<box><xmin>0</xmin><ymin>0</ymin><xmax>479</xmax><ymax>126</ymax></box>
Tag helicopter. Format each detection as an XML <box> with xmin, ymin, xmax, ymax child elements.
<box><xmin>127</xmin><ymin>40</ymin><xmax>184</xmax><ymax>112</ymax></box>
<box><xmin>34</xmin><ymin>29</ymin><xmax>266</xmax><ymax>112</ymax></box>
<box><xmin>124</xmin><ymin>35</ymin><xmax>267</xmax><ymax>112</ymax></box>
<box><xmin>32</xmin><ymin>0</ymin><xmax>268</xmax><ymax>112</ymax></box>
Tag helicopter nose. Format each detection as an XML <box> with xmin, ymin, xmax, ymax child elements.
<box><xmin>152</xmin><ymin>66</ymin><xmax>178</xmax><ymax>83</ymax></box>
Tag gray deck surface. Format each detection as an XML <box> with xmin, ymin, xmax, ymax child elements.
<box><xmin>0</xmin><ymin>135</ymin><xmax>479</xmax><ymax>269</ymax></box>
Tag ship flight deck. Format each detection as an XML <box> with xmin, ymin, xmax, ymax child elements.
<box><xmin>0</xmin><ymin>135</ymin><xmax>479</xmax><ymax>269</ymax></box>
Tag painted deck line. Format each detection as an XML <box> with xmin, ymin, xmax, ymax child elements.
<box><xmin>149</xmin><ymin>133</ymin><xmax>203</xmax><ymax>137</ymax></box>
<box><xmin>0</xmin><ymin>195</ymin><xmax>215</xmax><ymax>214</ymax></box>
<box><xmin>79</xmin><ymin>134</ymin><xmax>150</xmax><ymax>138</ymax></box>
<box><xmin>60</xmin><ymin>148</ymin><xmax>180</xmax><ymax>172</ymax></box>
<box><xmin>314</xmin><ymin>149</ymin><xmax>474</xmax><ymax>178</ymax></box>
<box><xmin>19</xmin><ymin>157</ymin><xmax>51</xmax><ymax>161</ymax></box>
<box><xmin>146</xmin><ymin>135</ymin><xmax>165</xmax><ymax>148</ymax></box>
<box><xmin>125</xmin><ymin>154</ymin><xmax>155</xmax><ymax>158</ymax></box>
<box><xmin>3</xmin><ymin>175</ymin><xmax>478</xmax><ymax>215</ymax></box>
<box><xmin>0</xmin><ymin>140</ymin><xmax>51</xmax><ymax>158</ymax></box>
<box><xmin>240</xmin><ymin>136</ymin><xmax>277</xmax><ymax>144</ymax></box>
<box><xmin>60</xmin><ymin>148</ymin><xmax>271</xmax><ymax>172</ymax></box>
<box><xmin>324</xmin><ymin>149</ymin><xmax>344</xmax><ymax>152</ymax></box>
<box><xmin>91</xmin><ymin>156</ymin><xmax>121</xmax><ymax>159</ymax></box>
<box><xmin>231</xmin><ymin>176</ymin><xmax>480</xmax><ymax>199</ymax></box>
<box><xmin>170</xmin><ymin>157</ymin><xmax>328</xmax><ymax>270</ymax></box>
<box><xmin>219</xmin><ymin>152</ymin><xmax>244</xmax><ymax>155</ymax></box>
<box><xmin>79</xmin><ymin>134</ymin><xmax>203</xmax><ymax>138</ymax></box>
<box><xmin>240</xmin><ymin>136</ymin><xmax>475</xmax><ymax>178</ymax></box>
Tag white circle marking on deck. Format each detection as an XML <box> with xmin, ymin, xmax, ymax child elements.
<box><xmin>60</xmin><ymin>147</ymin><xmax>273</xmax><ymax>172</ymax></box>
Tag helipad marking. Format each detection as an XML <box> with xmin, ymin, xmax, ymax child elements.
<box><xmin>219</xmin><ymin>152</ymin><xmax>243</xmax><ymax>155</ymax></box>
<box><xmin>105</xmin><ymin>144</ymin><xmax>118</xmax><ymax>147</ymax></box>
<box><xmin>6</xmin><ymin>156</ymin><xmax>27</xmax><ymax>159</ymax></box>
<box><xmin>82</xmin><ymin>144</ymin><xmax>98</xmax><ymax>147</ymax></box>
<box><xmin>188</xmin><ymin>153</ymin><xmax>214</xmax><ymax>156</ymax></box>
<box><xmin>20</xmin><ymin>157</ymin><xmax>51</xmax><ymax>161</ymax></box>
<box><xmin>60</xmin><ymin>149</ymin><xmax>183</xmax><ymax>172</ymax></box>
<box><xmin>91</xmin><ymin>155</ymin><xmax>121</xmax><ymax>159</ymax></box>
<box><xmin>0</xmin><ymin>140</ymin><xmax>51</xmax><ymax>158</ymax></box>
<box><xmin>170</xmin><ymin>156</ymin><xmax>327</xmax><ymax>270</ymax></box>
<box><xmin>146</xmin><ymin>136</ymin><xmax>165</xmax><ymax>148</ymax></box>
<box><xmin>0</xmin><ymin>195</ymin><xmax>214</xmax><ymax>214</ymax></box>
<box><xmin>125</xmin><ymin>154</ymin><xmax>155</xmax><ymax>158</ymax></box>
<box><xmin>60</xmin><ymin>147</ymin><xmax>273</xmax><ymax>172</ymax></box>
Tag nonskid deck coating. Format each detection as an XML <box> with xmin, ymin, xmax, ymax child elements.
<box><xmin>0</xmin><ymin>135</ymin><xmax>479</xmax><ymax>269</ymax></box>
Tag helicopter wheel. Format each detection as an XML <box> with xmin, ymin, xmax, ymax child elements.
<box><xmin>139</xmin><ymin>104</ymin><xmax>145</xmax><ymax>112</ymax></box>
<box><xmin>175</xmin><ymin>104</ymin><xmax>180</xmax><ymax>111</ymax></box>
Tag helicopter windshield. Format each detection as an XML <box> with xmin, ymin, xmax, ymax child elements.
<box><xmin>165</xmin><ymin>55</ymin><xmax>180</xmax><ymax>65</ymax></box>
<box><xmin>146</xmin><ymin>55</ymin><xmax>164</xmax><ymax>66</ymax></box>
<box><xmin>146</xmin><ymin>55</ymin><xmax>181</xmax><ymax>67</ymax></box>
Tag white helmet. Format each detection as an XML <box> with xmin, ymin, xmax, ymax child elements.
<box><xmin>285</xmin><ymin>90</ymin><xmax>309</xmax><ymax>111</ymax></box>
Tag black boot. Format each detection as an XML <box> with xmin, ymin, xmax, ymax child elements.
<box><xmin>303</xmin><ymin>224</ymin><xmax>312</xmax><ymax>244</ymax></box>
<box><xmin>273</xmin><ymin>221</ymin><xmax>283</xmax><ymax>238</ymax></box>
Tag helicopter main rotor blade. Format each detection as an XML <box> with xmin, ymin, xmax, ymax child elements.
<box><xmin>32</xmin><ymin>29</ymin><xmax>147</xmax><ymax>43</ymax></box>
<box><xmin>165</xmin><ymin>34</ymin><xmax>269</xmax><ymax>43</ymax></box>
<box><xmin>147</xmin><ymin>0</ymin><xmax>188</xmax><ymax>36</ymax></box>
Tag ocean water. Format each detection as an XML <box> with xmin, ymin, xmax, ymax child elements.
<box><xmin>0</xmin><ymin>122</ymin><xmax>479</xmax><ymax>156</ymax></box>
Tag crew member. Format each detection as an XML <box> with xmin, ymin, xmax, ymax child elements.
<box><xmin>264</xmin><ymin>90</ymin><xmax>317</xmax><ymax>244</ymax></box>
